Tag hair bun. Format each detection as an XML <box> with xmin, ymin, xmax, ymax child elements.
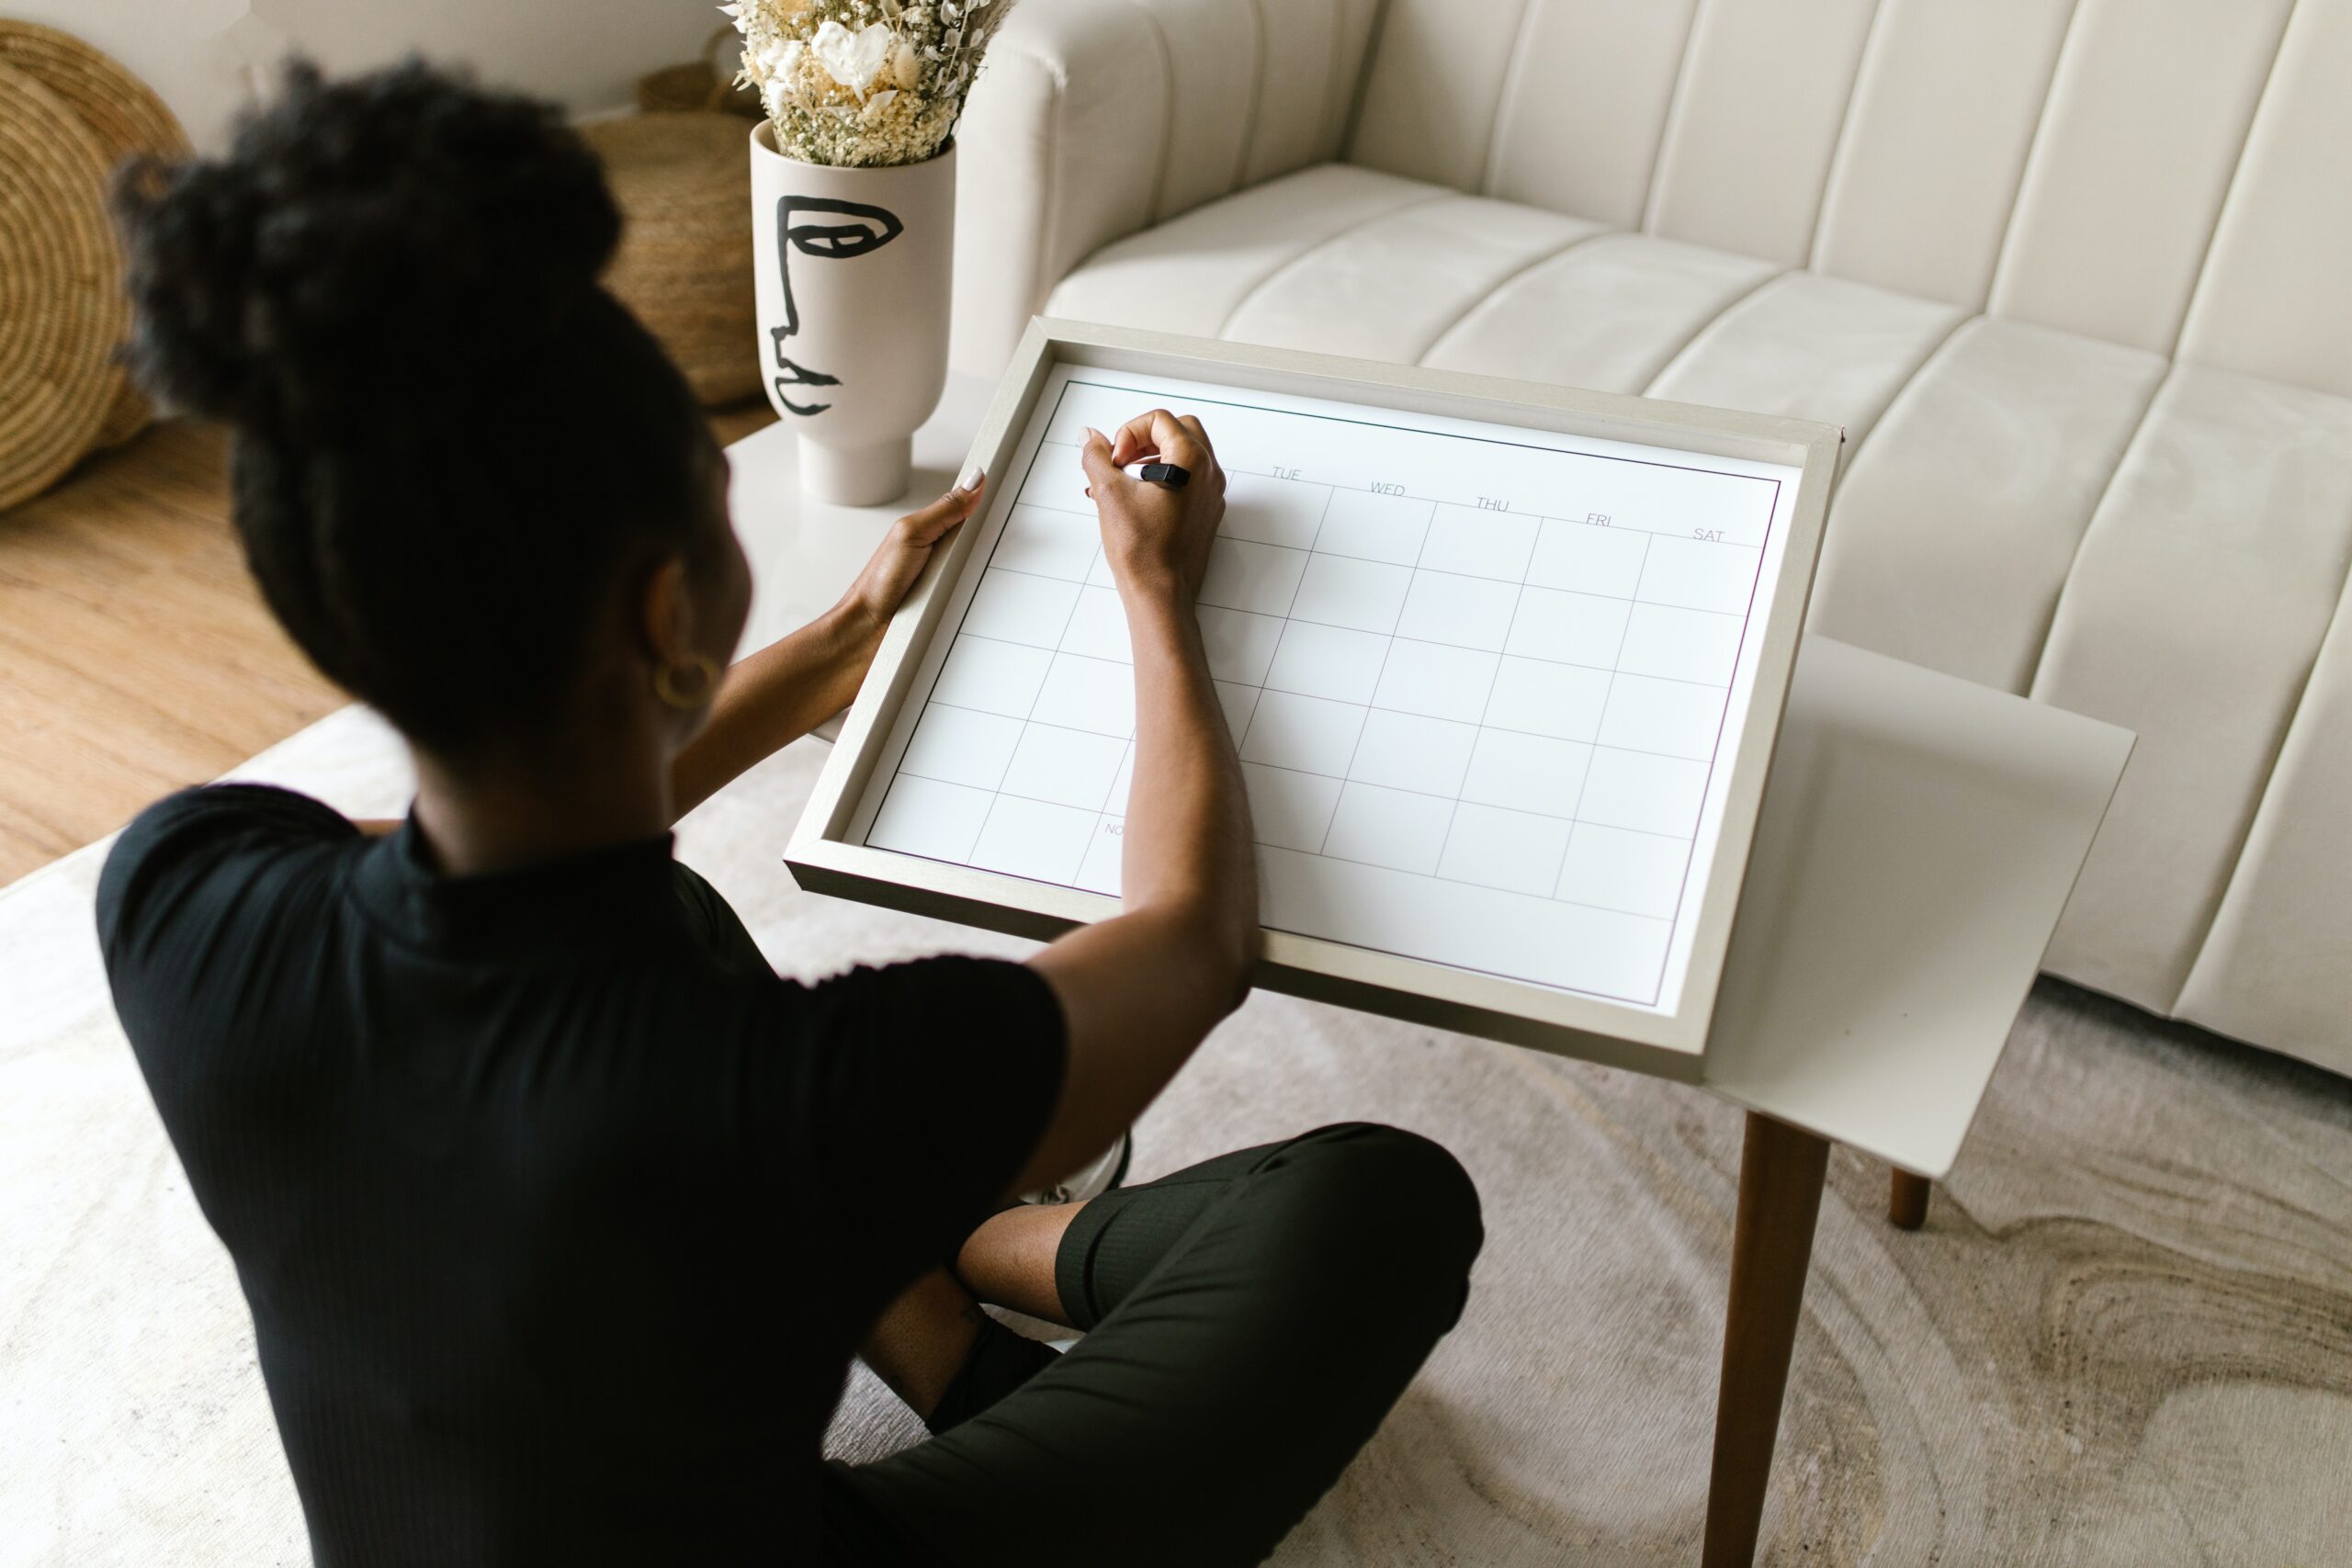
<box><xmin>117</xmin><ymin>60</ymin><xmax>620</xmax><ymax>432</ymax></box>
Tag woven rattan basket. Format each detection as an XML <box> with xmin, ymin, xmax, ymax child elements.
<box><xmin>636</xmin><ymin>26</ymin><xmax>763</xmax><ymax>119</ymax></box>
<box><xmin>579</xmin><ymin>113</ymin><xmax>759</xmax><ymax>407</ymax></box>
<box><xmin>0</xmin><ymin>22</ymin><xmax>191</xmax><ymax>459</ymax></box>
<box><xmin>0</xmin><ymin>59</ymin><xmax>122</xmax><ymax>513</ymax></box>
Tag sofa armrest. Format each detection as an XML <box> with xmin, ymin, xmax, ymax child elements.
<box><xmin>950</xmin><ymin>0</ymin><xmax>1380</xmax><ymax>375</ymax></box>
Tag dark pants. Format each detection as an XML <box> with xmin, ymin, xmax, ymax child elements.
<box><xmin>820</xmin><ymin>1122</ymin><xmax>1485</xmax><ymax>1566</ymax></box>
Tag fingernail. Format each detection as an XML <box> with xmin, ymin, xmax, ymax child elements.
<box><xmin>1081</xmin><ymin>426</ymin><xmax>1103</xmax><ymax>446</ymax></box>
<box><xmin>956</xmin><ymin>466</ymin><xmax>984</xmax><ymax>492</ymax></box>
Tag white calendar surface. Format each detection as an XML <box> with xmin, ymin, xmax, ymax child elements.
<box><xmin>847</xmin><ymin>363</ymin><xmax>1804</xmax><ymax>1019</ymax></box>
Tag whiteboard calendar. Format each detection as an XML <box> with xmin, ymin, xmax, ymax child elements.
<box><xmin>791</xmin><ymin>323</ymin><xmax>1840</xmax><ymax>1068</ymax></box>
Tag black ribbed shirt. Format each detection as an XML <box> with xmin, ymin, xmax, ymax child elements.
<box><xmin>96</xmin><ymin>784</ymin><xmax>1065</xmax><ymax>1564</ymax></box>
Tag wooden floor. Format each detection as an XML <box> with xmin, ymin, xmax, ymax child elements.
<box><xmin>0</xmin><ymin>403</ymin><xmax>780</xmax><ymax>887</ymax></box>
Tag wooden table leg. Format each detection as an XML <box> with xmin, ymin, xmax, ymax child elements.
<box><xmin>1888</xmin><ymin>1168</ymin><xmax>1931</xmax><ymax>1231</ymax></box>
<box><xmin>1702</xmin><ymin>1111</ymin><xmax>1830</xmax><ymax>1568</ymax></box>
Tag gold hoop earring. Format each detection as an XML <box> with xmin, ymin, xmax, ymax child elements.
<box><xmin>653</xmin><ymin>654</ymin><xmax>720</xmax><ymax>711</ymax></box>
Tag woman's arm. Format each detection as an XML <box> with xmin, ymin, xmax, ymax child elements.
<box><xmin>1020</xmin><ymin>412</ymin><xmax>1257</xmax><ymax>1192</ymax></box>
<box><xmin>670</xmin><ymin>479</ymin><xmax>984</xmax><ymax>821</ymax></box>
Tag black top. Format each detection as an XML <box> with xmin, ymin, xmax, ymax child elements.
<box><xmin>96</xmin><ymin>784</ymin><xmax>1066</xmax><ymax>1565</ymax></box>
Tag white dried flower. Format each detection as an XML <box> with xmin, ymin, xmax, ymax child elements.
<box><xmin>730</xmin><ymin>0</ymin><xmax>1020</xmax><ymax>165</ymax></box>
<box><xmin>810</xmin><ymin>18</ymin><xmax>894</xmax><ymax>93</ymax></box>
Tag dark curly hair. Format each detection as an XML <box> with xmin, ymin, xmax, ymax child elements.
<box><xmin>114</xmin><ymin>61</ymin><xmax>718</xmax><ymax>757</ymax></box>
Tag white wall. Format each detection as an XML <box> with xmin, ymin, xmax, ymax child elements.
<box><xmin>14</xmin><ymin>0</ymin><xmax>728</xmax><ymax>150</ymax></box>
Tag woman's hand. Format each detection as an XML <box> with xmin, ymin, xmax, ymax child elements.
<box><xmin>1079</xmin><ymin>412</ymin><xmax>1227</xmax><ymax>606</ymax></box>
<box><xmin>668</xmin><ymin>475</ymin><xmax>984</xmax><ymax>822</ymax></box>
<box><xmin>838</xmin><ymin>476</ymin><xmax>987</xmax><ymax>642</ymax></box>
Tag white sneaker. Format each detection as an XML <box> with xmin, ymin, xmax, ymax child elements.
<box><xmin>1023</xmin><ymin>1130</ymin><xmax>1132</xmax><ymax>1206</ymax></box>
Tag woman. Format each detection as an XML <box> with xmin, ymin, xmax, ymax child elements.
<box><xmin>99</xmin><ymin>62</ymin><xmax>1481</xmax><ymax>1566</ymax></box>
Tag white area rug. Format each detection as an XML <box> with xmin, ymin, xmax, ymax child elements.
<box><xmin>5</xmin><ymin>706</ymin><xmax>2348</xmax><ymax>1565</ymax></box>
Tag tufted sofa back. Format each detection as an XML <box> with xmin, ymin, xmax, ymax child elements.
<box><xmin>1345</xmin><ymin>0</ymin><xmax>2352</xmax><ymax>400</ymax></box>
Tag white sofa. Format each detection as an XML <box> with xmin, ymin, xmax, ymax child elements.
<box><xmin>950</xmin><ymin>0</ymin><xmax>2352</xmax><ymax>1077</ymax></box>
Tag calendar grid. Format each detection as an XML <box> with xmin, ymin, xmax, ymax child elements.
<box><xmin>944</xmin><ymin>622</ymin><xmax>1738</xmax><ymax>690</ymax></box>
<box><xmin>1423</xmin><ymin>497</ymin><xmax>1531</xmax><ymax>884</ymax></box>
<box><xmin>954</xmin><ymin>472</ymin><xmax>1102</xmax><ymax>879</ymax></box>
<box><xmin>1016</xmin><ymin>457</ymin><xmax>1765</xmax><ymax>548</ymax></box>
<box><xmin>876</xmin><ymin>784</ymin><xmax>1679</xmax><ymax>925</ymax></box>
<box><xmin>1302</xmin><ymin>486</ymin><xmax>1406</xmax><ymax>856</ymax></box>
<box><xmin>899</xmin><ymin>702</ymin><xmax>1721</xmax><ymax>831</ymax></box>
<box><xmin>861</xmin><ymin>373</ymin><xmax>1784</xmax><ymax>1010</ymax></box>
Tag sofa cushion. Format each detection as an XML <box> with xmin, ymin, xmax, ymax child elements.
<box><xmin>1644</xmin><ymin>272</ymin><xmax>1966</xmax><ymax>447</ymax></box>
<box><xmin>1046</xmin><ymin>164</ymin><xmax>2352</xmax><ymax>1047</ymax></box>
<box><xmin>2030</xmin><ymin>367</ymin><xmax>2352</xmax><ymax>1011</ymax></box>
<box><xmin>1424</xmin><ymin>233</ymin><xmax>1777</xmax><ymax>394</ymax></box>
<box><xmin>1046</xmin><ymin>164</ymin><xmax>1435</xmax><ymax>344</ymax></box>
<box><xmin>1223</xmin><ymin>196</ymin><xmax>1604</xmax><ymax>364</ymax></box>
<box><xmin>1817</xmin><ymin>318</ymin><xmax>2167</xmax><ymax>693</ymax></box>
<box><xmin>2178</xmin><ymin>559</ymin><xmax>2352</xmax><ymax>1069</ymax></box>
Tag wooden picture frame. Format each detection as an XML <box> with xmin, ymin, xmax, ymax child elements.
<box><xmin>786</xmin><ymin>319</ymin><xmax>1843</xmax><ymax>1081</ymax></box>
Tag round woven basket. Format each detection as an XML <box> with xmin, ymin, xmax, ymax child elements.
<box><xmin>0</xmin><ymin>60</ymin><xmax>122</xmax><ymax>513</ymax></box>
<box><xmin>636</xmin><ymin>26</ymin><xmax>763</xmax><ymax>119</ymax></box>
<box><xmin>579</xmin><ymin>113</ymin><xmax>759</xmax><ymax>407</ymax></box>
<box><xmin>0</xmin><ymin>21</ymin><xmax>193</xmax><ymax>456</ymax></box>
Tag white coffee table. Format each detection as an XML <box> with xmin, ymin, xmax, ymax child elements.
<box><xmin>729</xmin><ymin>376</ymin><xmax>2133</xmax><ymax>1568</ymax></box>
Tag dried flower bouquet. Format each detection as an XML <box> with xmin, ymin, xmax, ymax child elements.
<box><xmin>724</xmin><ymin>0</ymin><xmax>1015</xmax><ymax>167</ymax></box>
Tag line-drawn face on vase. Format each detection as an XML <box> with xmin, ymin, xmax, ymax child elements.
<box><xmin>771</xmin><ymin>196</ymin><xmax>905</xmax><ymax>417</ymax></box>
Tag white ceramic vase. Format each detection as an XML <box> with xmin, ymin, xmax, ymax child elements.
<box><xmin>749</xmin><ymin>123</ymin><xmax>955</xmax><ymax>507</ymax></box>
